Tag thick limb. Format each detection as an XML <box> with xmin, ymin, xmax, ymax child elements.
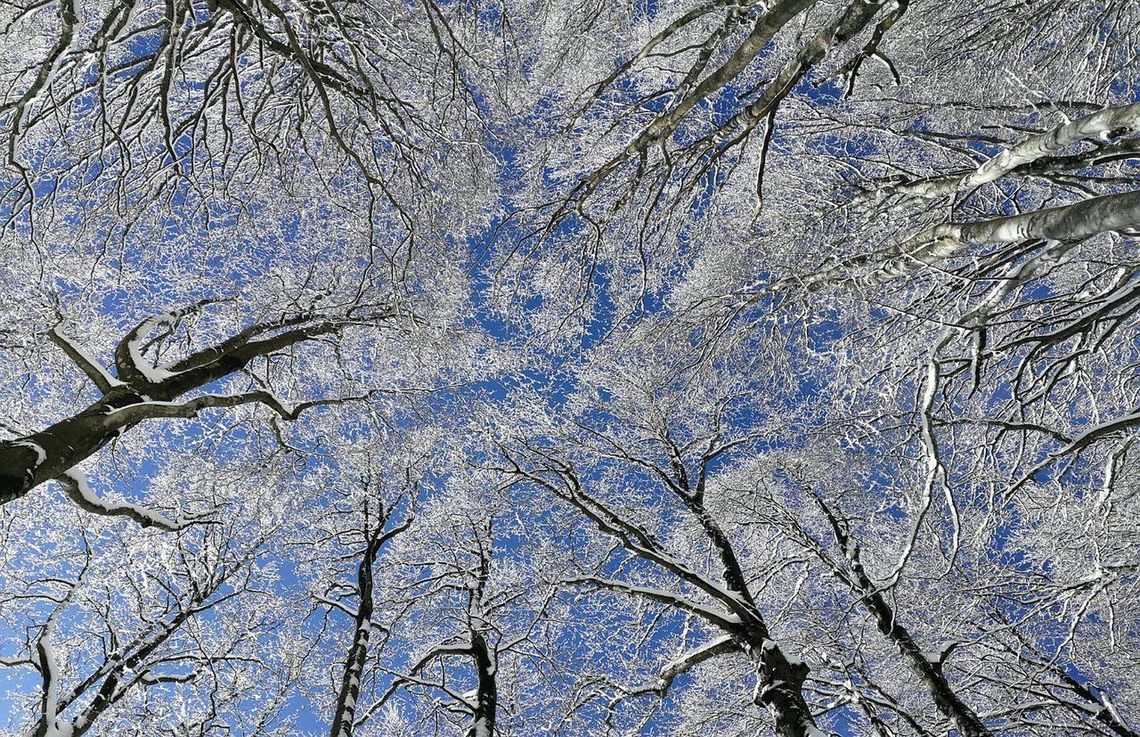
<box><xmin>0</xmin><ymin>304</ymin><xmax>394</xmax><ymax>506</ymax></box>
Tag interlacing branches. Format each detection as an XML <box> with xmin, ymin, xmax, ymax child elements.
<box><xmin>498</xmin><ymin>425</ymin><xmax>821</xmax><ymax>737</ymax></box>
<box><xmin>0</xmin><ymin>299</ymin><xmax>401</xmax><ymax>514</ymax></box>
<box><xmin>547</xmin><ymin>0</ymin><xmax>911</xmax><ymax>226</ymax></box>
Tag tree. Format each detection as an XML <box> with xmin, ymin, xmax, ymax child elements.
<box><xmin>322</xmin><ymin>492</ymin><xmax>413</xmax><ymax>737</ymax></box>
<box><xmin>0</xmin><ymin>299</ymin><xmax>399</xmax><ymax>510</ymax></box>
<box><xmin>2</xmin><ymin>1</ymin><xmax>1139</xmax><ymax>735</ymax></box>
<box><xmin>486</xmin><ymin>303</ymin><xmax>1139</xmax><ymax>735</ymax></box>
<box><xmin>358</xmin><ymin>470</ymin><xmax>556</xmax><ymax>737</ymax></box>
<box><xmin>375</xmin><ymin>509</ymin><xmax>504</xmax><ymax>737</ymax></box>
<box><xmin>494</xmin><ymin>354</ymin><xmax>824</xmax><ymax>737</ymax></box>
<box><xmin>0</xmin><ymin>508</ymin><xmax>294</xmax><ymax>736</ymax></box>
<box><xmin>0</xmin><ymin>0</ymin><xmax>498</xmax><ymax>225</ymax></box>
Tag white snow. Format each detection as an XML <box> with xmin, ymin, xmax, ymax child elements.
<box><xmin>12</xmin><ymin>440</ymin><xmax>46</xmax><ymax>466</ymax></box>
<box><xmin>471</xmin><ymin>717</ymin><xmax>492</xmax><ymax>737</ymax></box>
<box><xmin>126</xmin><ymin>317</ymin><xmax>179</xmax><ymax>383</ymax></box>
<box><xmin>33</xmin><ymin>614</ymin><xmax>75</xmax><ymax>737</ymax></box>
<box><xmin>60</xmin><ymin>470</ymin><xmax>181</xmax><ymax>531</ymax></box>
<box><xmin>50</xmin><ymin>326</ymin><xmax>123</xmax><ymax>389</ymax></box>
<box><xmin>658</xmin><ymin>635</ymin><xmax>733</xmax><ymax>685</ymax></box>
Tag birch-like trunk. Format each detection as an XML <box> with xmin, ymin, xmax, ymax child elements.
<box><xmin>330</xmin><ymin>551</ymin><xmax>377</xmax><ymax>737</ymax></box>
<box><xmin>790</xmin><ymin>189</ymin><xmax>1140</xmax><ymax>293</ymax></box>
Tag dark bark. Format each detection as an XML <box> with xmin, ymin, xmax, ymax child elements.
<box><xmin>742</xmin><ymin>626</ymin><xmax>818</xmax><ymax>737</ymax></box>
<box><xmin>68</xmin><ymin>608</ymin><xmax>197</xmax><ymax>736</ymax></box>
<box><xmin>465</xmin><ymin>523</ymin><xmax>498</xmax><ymax>737</ymax></box>
<box><xmin>0</xmin><ymin>308</ymin><xmax>385</xmax><ymax>506</ymax></box>
<box><xmin>815</xmin><ymin>497</ymin><xmax>991</xmax><ymax>737</ymax></box>
<box><xmin>0</xmin><ymin>385</ymin><xmax>151</xmax><ymax>504</ymax></box>
<box><xmin>467</xmin><ymin>628</ymin><xmax>498</xmax><ymax>737</ymax></box>
<box><xmin>330</xmin><ymin>531</ymin><xmax>380</xmax><ymax>737</ymax></box>
<box><xmin>30</xmin><ymin>558</ymin><xmax>236</xmax><ymax>736</ymax></box>
<box><xmin>330</xmin><ymin>507</ymin><xmax>410</xmax><ymax>737</ymax></box>
<box><xmin>517</xmin><ymin>448</ymin><xmax>821</xmax><ymax>737</ymax></box>
<box><xmin>679</xmin><ymin>459</ymin><xmax>818</xmax><ymax>736</ymax></box>
<box><xmin>329</xmin><ymin>608</ymin><xmax>373</xmax><ymax>737</ymax></box>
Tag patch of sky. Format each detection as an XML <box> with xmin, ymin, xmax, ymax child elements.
<box><xmin>805</xmin><ymin>75</ymin><xmax>846</xmax><ymax>106</ymax></box>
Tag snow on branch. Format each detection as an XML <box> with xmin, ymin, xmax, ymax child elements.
<box><xmin>885</xmin><ymin>102</ymin><xmax>1140</xmax><ymax>200</ymax></box>
<box><xmin>781</xmin><ymin>189</ymin><xmax>1140</xmax><ymax>295</ymax></box>
<box><xmin>373</xmin><ymin>666</ymin><xmax>479</xmax><ymax>714</ymax></box>
<box><xmin>1007</xmin><ymin>408</ymin><xmax>1140</xmax><ymax>499</ymax></box>
<box><xmin>656</xmin><ymin>634</ymin><xmax>739</xmax><ymax>687</ymax></box>
<box><xmin>565</xmin><ymin>0</ymin><xmax>817</xmax><ymax>209</ymax></box>
<box><xmin>57</xmin><ymin>470</ymin><xmax>195</xmax><ymax>532</ymax></box>
<box><xmin>48</xmin><ymin>325</ymin><xmax>122</xmax><ymax>394</ymax></box>
<box><xmin>315</xmin><ymin>593</ymin><xmax>360</xmax><ymax>620</ymax></box>
<box><xmin>101</xmin><ymin>388</ymin><xmax>385</xmax><ymax>425</ymax></box>
<box><xmin>622</xmin><ymin>635</ymin><xmax>739</xmax><ymax>698</ymax></box>
<box><xmin>113</xmin><ymin>299</ymin><xmax>227</xmax><ymax>385</ymax></box>
<box><xmin>565</xmin><ymin>575</ymin><xmax>741</xmax><ymax>629</ymax></box>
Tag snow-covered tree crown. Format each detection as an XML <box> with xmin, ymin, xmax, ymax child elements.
<box><xmin>1</xmin><ymin>1</ymin><xmax>1138</xmax><ymax>735</ymax></box>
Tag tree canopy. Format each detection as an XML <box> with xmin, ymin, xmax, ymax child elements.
<box><xmin>1</xmin><ymin>1</ymin><xmax>1138</xmax><ymax>735</ymax></box>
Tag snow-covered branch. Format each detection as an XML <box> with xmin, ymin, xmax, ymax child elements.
<box><xmin>48</xmin><ymin>326</ymin><xmax>121</xmax><ymax>394</ymax></box>
<box><xmin>565</xmin><ymin>576</ymin><xmax>741</xmax><ymax>629</ymax></box>
<box><xmin>56</xmin><ymin>470</ymin><xmax>192</xmax><ymax>532</ymax></box>
<box><xmin>884</xmin><ymin>102</ymin><xmax>1140</xmax><ymax>200</ymax></box>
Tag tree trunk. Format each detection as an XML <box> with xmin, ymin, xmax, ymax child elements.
<box><xmin>467</xmin><ymin>628</ymin><xmax>497</xmax><ymax>737</ymax></box>
<box><xmin>0</xmin><ymin>388</ymin><xmax>148</xmax><ymax>504</ymax></box>
<box><xmin>330</xmin><ymin>544</ymin><xmax>378</xmax><ymax>737</ymax></box>
<box><xmin>744</xmin><ymin>629</ymin><xmax>819</xmax><ymax>737</ymax></box>
<box><xmin>858</xmin><ymin>589</ymin><xmax>990</xmax><ymax>737</ymax></box>
<box><xmin>816</xmin><ymin>498</ymin><xmax>991</xmax><ymax>736</ymax></box>
<box><xmin>1</xmin><ymin>309</ymin><xmax>368</xmax><ymax>505</ymax></box>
